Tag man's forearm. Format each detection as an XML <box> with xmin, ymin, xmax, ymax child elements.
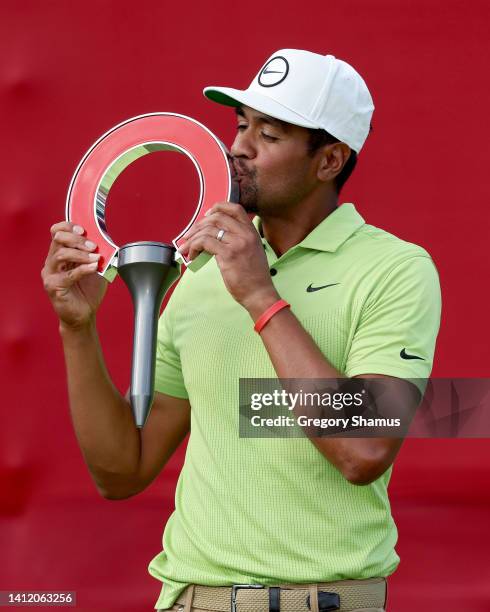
<box><xmin>60</xmin><ymin>322</ymin><xmax>141</xmax><ymax>481</ymax></box>
<box><xmin>247</xmin><ymin>294</ymin><xmax>344</xmax><ymax>379</ymax></box>
<box><xmin>247</xmin><ymin>297</ymin><xmax>396</xmax><ymax>484</ymax></box>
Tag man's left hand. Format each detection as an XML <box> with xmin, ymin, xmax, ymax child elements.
<box><xmin>178</xmin><ymin>202</ymin><xmax>280</xmax><ymax>315</ymax></box>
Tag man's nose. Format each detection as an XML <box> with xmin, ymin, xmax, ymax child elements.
<box><xmin>230</xmin><ymin>131</ymin><xmax>255</xmax><ymax>160</ymax></box>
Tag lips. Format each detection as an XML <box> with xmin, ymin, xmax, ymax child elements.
<box><xmin>234</xmin><ymin>168</ymin><xmax>250</xmax><ymax>180</ymax></box>
<box><xmin>231</xmin><ymin>159</ymin><xmax>250</xmax><ymax>178</ymax></box>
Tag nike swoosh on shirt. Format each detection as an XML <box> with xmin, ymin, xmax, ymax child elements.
<box><xmin>306</xmin><ymin>283</ymin><xmax>340</xmax><ymax>292</ymax></box>
<box><xmin>400</xmin><ymin>348</ymin><xmax>424</xmax><ymax>360</ymax></box>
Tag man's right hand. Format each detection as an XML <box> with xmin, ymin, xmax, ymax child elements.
<box><xmin>41</xmin><ymin>221</ymin><xmax>108</xmax><ymax>329</ymax></box>
<box><xmin>42</xmin><ymin>222</ymin><xmax>191</xmax><ymax>500</ymax></box>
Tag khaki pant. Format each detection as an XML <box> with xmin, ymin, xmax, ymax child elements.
<box><xmin>158</xmin><ymin>579</ymin><xmax>387</xmax><ymax>611</ymax></box>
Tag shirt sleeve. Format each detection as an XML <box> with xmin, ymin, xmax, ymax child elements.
<box><xmin>344</xmin><ymin>255</ymin><xmax>442</xmax><ymax>395</ymax></box>
<box><xmin>154</xmin><ymin>277</ymin><xmax>189</xmax><ymax>400</ymax></box>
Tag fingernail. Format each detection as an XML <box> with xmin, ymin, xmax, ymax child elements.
<box><xmin>73</xmin><ymin>225</ymin><xmax>84</xmax><ymax>235</ymax></box>
<box><xmin>85</xmin><ymin>240</ymin><xmax>96</xmax><ymax>250</ymax></box>
<box><xmin>88</xmin><ymin>262</ymin><xmax>98</xmax><ymax>270</ymax></box>
<box><xmin>204</xmin><ymin>209</ymin><xmax>211</xmax><ymax>216</ymax></box>
<box><xmin>88</xmin><ymin>253</ymin><xmax>100</xmax><ymax>261</ymax></box>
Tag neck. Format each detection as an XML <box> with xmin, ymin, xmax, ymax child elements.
<box><xmin>259</xmin><ymin>190</ymin><xmax>339</xmax><ymax>257</ymax></box>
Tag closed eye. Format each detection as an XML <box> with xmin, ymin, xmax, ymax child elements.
<box><xmin>236</xmin><ymin>124</ymin><xmax>279</xmax><ymax>141</ymax></box>
<box><xmin>261</xmin><ymin>132</ymin><xmax>278</xmax><ymax>142</ymax></box>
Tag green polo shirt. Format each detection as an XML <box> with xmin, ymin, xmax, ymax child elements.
<box><xmin>148</xmin><ymin>203</ymin><xmax>442</xmax><ymax>610</ymax></box>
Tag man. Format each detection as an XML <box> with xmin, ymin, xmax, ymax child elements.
<box><xmin>42</xmin><ymin>49</ymin><xmax>441</xmax><ymax>612</ymax></box>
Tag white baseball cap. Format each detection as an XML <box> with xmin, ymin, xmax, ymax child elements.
<box><xmin>204</xmin><ymin>49</ymin><xmax>374</xmax><ymax>153</ymax></box>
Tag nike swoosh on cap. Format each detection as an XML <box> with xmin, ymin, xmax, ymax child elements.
<box><xmin>400</xmin><ymin>348</ymin><xmax>424</xmax><ymax>360</ymax></box>
<box><xmin>306</xmin><ymin>283</ymin><xmax>340</xmax><ymax>293</ymax></box>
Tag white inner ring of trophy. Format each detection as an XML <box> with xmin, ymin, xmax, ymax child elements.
<box><xmin>94</xmin><ymin>142</ymin><xmax>204</xmax><ymax>248</ymax></box>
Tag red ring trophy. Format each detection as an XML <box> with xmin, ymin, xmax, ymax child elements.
<box><xmin>66</xmin><ymin>113</ymin><xmax>238</xmax><ymax>428</ymax></box>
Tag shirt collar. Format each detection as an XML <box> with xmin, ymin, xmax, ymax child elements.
<box><xmin>253</xmin><ymin>203</ymin><xmax>365</xmax><ymax>253</ymax></box>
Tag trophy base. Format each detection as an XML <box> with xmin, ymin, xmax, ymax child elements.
<box><xmin>118</xmin><ymin>241</ymin><xmax>181</xmax><ymax>428</ymax></box>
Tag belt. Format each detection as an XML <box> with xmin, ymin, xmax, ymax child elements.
<box><xmin>174</xmin><ymin>578</ymin><xmax>387</xmax><ymax>611</ymax></box>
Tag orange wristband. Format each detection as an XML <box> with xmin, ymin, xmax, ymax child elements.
<box><xmin>254</xmin><ymin>299</ymin><xmax>290</xmax><ymax>333</ymax></box>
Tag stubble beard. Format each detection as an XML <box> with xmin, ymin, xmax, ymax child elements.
<box><xmin>236</xmin><ymin>166</ymin><xmax>299</xmax><ymax>217</ymax></box>
<box><xmin>237</xmin><ymin>169</ymin><xmax>260</xmax><ymax>214</ymax></box>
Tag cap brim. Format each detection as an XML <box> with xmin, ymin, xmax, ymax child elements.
<box><xmin>203</xmin><ymin>86</ymin><xmax>321</xmax><ymax>130</ymax></box>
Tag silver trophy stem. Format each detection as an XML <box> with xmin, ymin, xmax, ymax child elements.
<box><xmin>118</xmin><ymin>242</ymin><xmax>180</xmax><ymax>428</ymax></box>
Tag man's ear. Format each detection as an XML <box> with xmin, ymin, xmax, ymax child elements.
<box><xmin>317</xmin><ymin>143</ymin><xmax>351</xmax><ymax>183</ymax></box>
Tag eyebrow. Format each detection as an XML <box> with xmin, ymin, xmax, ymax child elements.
<box><xmin>235</xmin><ymin>106</ymin><xmax>290</xmax><ymax>132</ymax></box>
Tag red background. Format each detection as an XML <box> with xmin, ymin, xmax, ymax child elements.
<box><xmin>1</xmin><ymin>1</ymin><xmax>489</xmax><ymax>610</ymax></box>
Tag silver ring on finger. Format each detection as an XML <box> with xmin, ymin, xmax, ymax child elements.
<box><xmin>216</xmin><ymin>228</ymin><xmax>225</xmax><ymax>242</ymax></box>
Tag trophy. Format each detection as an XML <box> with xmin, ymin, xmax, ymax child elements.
<box><xmin>66</xmin><ymin>113</ymin><xmax>238</xmax><ymax>428</ymax></box>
